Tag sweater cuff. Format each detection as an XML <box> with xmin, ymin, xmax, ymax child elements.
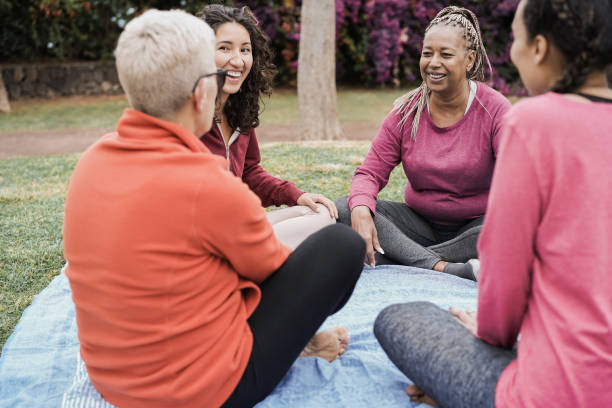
<box><xmin>348</xmin><ymin>194</ymin><xmax>377</xmax><ymax>215</ymax></box>
<box><xmin>285</xmin><ymin>185</ymin><xmax>304</xmax><ymax>207</ymax></box>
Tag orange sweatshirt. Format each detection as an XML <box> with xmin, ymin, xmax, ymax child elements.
<box><xmin>63</xmin><ymin>109</ymin><xmax>291</xmax><ymax>408</ymax></box>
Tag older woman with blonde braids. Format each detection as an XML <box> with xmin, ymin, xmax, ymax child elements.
<box><xmin>375</xmin><ymin>0</ymin><xmax>612</xmax><ymax>406</ymax></box>
<box><xmin>336</xmin><ymin>6</ymin><xmax>511</xmax><ymax>279</ymax></box>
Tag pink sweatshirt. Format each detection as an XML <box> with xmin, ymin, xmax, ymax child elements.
<box><xmin>349</xmin><ymin>82</ymin><xmax>511</xmax><ymax>225</ymax></box>
<box><xmin>477</xmin><ymin>92</ymin><xmax>612</xmax><ymax>407</ymax></box>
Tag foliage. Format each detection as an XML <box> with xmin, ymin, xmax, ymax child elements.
<box><xmin>0</xmin><ymin>0</ymin><xmax>522</xmax><ymax>91</ymax></box>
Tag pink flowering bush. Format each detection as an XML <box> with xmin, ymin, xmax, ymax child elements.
<box><xmin>238</xmin><ymin>0</ymin><xmax>523</xmax><ymax>94</ymax></box>
<box><xmin>0</xmin><ymin>0</ymin><xmax>523</xmax><ymax>94</ymax></box>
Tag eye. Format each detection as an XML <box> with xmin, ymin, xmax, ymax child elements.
<box><xmin>421</xmin><ymin>51</ymin><xmax>432</xmax><ymax>57</ymax></box>
<box><xmin>442</xmin><ymin>53</ymin><xmax>453</xmax><ymax>58</ymax></box>
<box><xmin>241</xmin><ymin>47</ymin><xmax>252</xmax><ymax>54</ymax></box>
<box><xmin>217</xmin><ymin>45</ymin><xmax>230</xmax><ymax>52</ymax></box>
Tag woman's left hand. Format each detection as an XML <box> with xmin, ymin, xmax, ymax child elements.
<box><xmin>450</xmin><ymin>306</ymin><xmax>477</xmax><ymax>336</ymax></box>
<box><xmin>296</xmin><ymin>192</ymin><xmax>338</xmax><ymax>219</ymax></box>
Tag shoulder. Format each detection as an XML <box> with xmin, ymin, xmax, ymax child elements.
<box><xmin>475</xmin><ymin>82</ymin><xmax>512</xmax><ymax>113</ymax></box>
<box><xmin>505</xmin><ymin>93</ymin><xmax>559</xmax><ymax>129</ymax></box>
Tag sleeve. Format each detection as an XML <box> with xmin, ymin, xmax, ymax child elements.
<box><xmin>242</xmin><ymin>130</ymin><xmax>303</xmax><ymax>207</ymax></box>
<box><xmin>476</xmin><ymin>122</ymin><xmax>542</xmax><ymax>348</ymax></box>
<box><xmin>198</xmin><ymin>168</ymin><xmax>291</xmax><ymax>284</ymax></box>
<box><xmin>348</xmin><ymin>114</ymin><xmax>402</xmax><ymax>215</ymax></box>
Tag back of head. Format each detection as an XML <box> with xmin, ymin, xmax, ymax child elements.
<box><xmin>114</xmin><ymin>9</ymin><xmax>215</xmax><ymax>118</ymax></box>
<box><xmin>521</xmin><ymin>0</ymin><xmax>612</xmax><ymax>93</ymax></box>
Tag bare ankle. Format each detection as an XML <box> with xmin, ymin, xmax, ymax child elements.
<box><xmin>433</xmin><ymin>261</ymin><xmax>448</xmax><ymax>272</ymax></box>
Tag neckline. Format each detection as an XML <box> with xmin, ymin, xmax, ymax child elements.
<box><xmin>425</xmin><ymin>82</ymin><xmax>478</xmax><ymax>132</ymax></box>
<box><xmin>575</xmin><ymin>92</ymin><xmax>612</xmax><ymax>103</ymax></box>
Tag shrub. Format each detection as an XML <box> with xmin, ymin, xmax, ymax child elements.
<box><xmin>0</xmin><ymin>0</ymin><xmax>522</xmax><ymax>93</ymax></box>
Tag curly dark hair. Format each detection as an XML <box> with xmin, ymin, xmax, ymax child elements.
<box><xmin>199</xmin><ymin>4</ymin><xmax>277</xmax><ymax>131</ymax></box>
<box><xmin>521</xmin><ymin>0</ymin><xmax>612</xmax><ymax>93</ymax></box>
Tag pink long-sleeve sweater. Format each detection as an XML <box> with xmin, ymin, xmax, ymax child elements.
<box><xmin>348</xmin><ymin>82</ymin><xmax>511</xmax><ymax>225</ymax></box>
<box><xmin>477</xmin><ymin>92</ymin><xmax>612</xmax><ymax>407</ymax></box>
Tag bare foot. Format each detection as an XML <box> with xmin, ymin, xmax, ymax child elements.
<box><xmin>299</xmin><ymin>327</ymin><xmax>350</xmax><ymax>362</ymax></box>
<box><xmin>406</xmin><ymin>384</ymin><xmax>438</xmax><ymax>406</ymax></box>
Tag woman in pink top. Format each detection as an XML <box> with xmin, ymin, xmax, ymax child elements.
<box><xmin>199</xmin><ymin>5</ymin><xmax>336</xmax><ymax>249</ymax></box>
<box><xmin>374</xmin><ymin>0</ymin><xmax>612</xmax><ymax>406</ymax></box>
<box><xmin>336</xmin><ymin>6</ymin><xmax>511</xmax><ymax>279</ymax></box>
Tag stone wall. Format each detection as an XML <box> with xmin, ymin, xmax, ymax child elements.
<box><xmin>1</xmin><ymin>62</ymin><xmax>123</xmax><ymax>99</ymax></box>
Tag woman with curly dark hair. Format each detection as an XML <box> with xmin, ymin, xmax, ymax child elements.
<box><xmin>199</xmin><ymin>4</ymin><xmax>336</xmax><ymax>249</ymax></box>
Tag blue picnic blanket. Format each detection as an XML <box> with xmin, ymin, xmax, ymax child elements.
<box><xmin>0</xmin><ymin>265</ymin><xmax>478</xmax><ymax>407</ymax></box>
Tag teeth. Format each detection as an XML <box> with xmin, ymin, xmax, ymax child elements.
<box><xmin>227</xmin><ymin>71</ymin><xmax>241</xmax><ymax>78</ymax></box>
<box><xmin>429</xmin><ymin>73</ymin><xmax>445</xmax><ymax>79</ymax></box>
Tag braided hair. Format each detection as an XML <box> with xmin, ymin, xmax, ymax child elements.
<box><xmin>199</xmin><ymin>5</ymin><xmax>277</xmax><ymax>131</ymax></box>
<box><xmin>522</xmin><ymin>0</ymin><xmax>612</xmax><ymax>93</ymax></box>
<box><xmin>394</xmin><ymin>6</ymin><xmax>492</xmax><ymax>140</ymax></box>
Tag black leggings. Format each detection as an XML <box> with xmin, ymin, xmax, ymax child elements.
<box><xmin>222</xmin><ymin>224</ymin><xmax>365</xmax><ymax>407</ymax></box>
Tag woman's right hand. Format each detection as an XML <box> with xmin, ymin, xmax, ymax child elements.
<box><xmin>350</xmin><ymin>205</ymin><xmax>384</xmax><ymax>267</ymax></box>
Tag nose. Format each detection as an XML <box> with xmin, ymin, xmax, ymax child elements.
<box><xmin>228</xmin><ymin>51</ymin><xmax>244</xmax><ymax>68</ymax></box>
<box><xmin>429</xmin><ymin>53</ymin><xmax>442</xmax><ymax>67</ymax></box>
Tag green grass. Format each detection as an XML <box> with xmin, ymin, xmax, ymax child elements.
<box><xmin>0</xmin><ymin>96</ymin><xmax>129</xmax><ymax>132</ymax></box>
<box><xmin>1</xmin><ymin>88</ymin><xmax>408</xmax><ymax>132</ymax></box>
<box><xmin>0</xmin><ymin>142</ymin><xmax>405</xmax><ymax>350</ymax></box>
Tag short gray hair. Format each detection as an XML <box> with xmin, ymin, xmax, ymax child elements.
<box><xmin>114</xmin><ymin>9</ymin><xmax>215</xmax><ymax>118</ymax></box>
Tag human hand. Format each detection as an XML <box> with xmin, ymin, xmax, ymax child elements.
<box><xmin>296</xmin><ymin>192</ymin><xmax>338</xmax><ymax>219</ymax></box>
<box><xmin>350</xmin><ymin>205</ymin><xmax>384</xmax><ymax>267</ymax></box>
<box><xmin>449</xmin><ymin>307</ymin><xmax>477</xmax><ymax>336</ymax></box>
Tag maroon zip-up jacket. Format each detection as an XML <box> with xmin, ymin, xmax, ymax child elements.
<box><xmin>200</xmin><ymin>124</ymin><xmax>303</xmax><ymax>207</ymax></box>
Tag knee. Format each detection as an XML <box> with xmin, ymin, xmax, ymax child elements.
<box><xmin>315</xmin><ymin>224</ymin><xmax>365</xmax><ymax>274</ymax></box>
<box><xmin>334</xmin><ymin>196</ymin><xmax>351</xmax><ymax>225</ymax></box>
<box><xmin>374</xmin><ymin>302</ymin><xmax>440</xmax><ymax>344</ymax></box>
<box><xmin>323</xmin><ymin>223</ymin><xmax>365</xmax><ymax>258</ymax></box>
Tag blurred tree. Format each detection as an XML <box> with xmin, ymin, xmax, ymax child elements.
<box><xmin>0</xmin><ymin>73</ymin><xmax>10</xmax><ymax>112</ymax></box>
<box><xmin>297</xmin><ymin>0</ymin><xmax>341</xmax><ymax>140</ymax></box>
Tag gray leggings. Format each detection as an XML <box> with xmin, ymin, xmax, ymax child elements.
<box><xmin>374</xmin><ymin>302</ymin><xmax>516</xmax><ymax>408</ymax></box>
<box><xmin>335</xmin><ymin>197</ymin><xmax>483</xmax><ymax>269</ymax></box>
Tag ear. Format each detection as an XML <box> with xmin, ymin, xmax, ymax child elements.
<box><xmin>466</xmin><ymin>49</ymin><xmax>476</xmax><ymax>72</ymax></box>
<box><xmin>192</xmin><ymin>79</ymin><xmax>208</xmax><ymax>114</ymax></box>
<box><xmin>532</xmin><ymin>34</ymin><xmax>549</xmax><ymax>65</ymax></box>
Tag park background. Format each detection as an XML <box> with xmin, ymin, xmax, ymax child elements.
<box><xmin>1</xmin><ymin>0</ymin><xmax>521</xmax><ymax>349</ymax></box>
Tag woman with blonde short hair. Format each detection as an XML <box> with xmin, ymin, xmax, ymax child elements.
<box><xmin>63</xmin><ymin>9</ymin><xmax>364</xmax><ymax>408</ymax></box>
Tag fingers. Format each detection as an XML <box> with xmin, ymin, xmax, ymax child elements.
<box><xmin>371</xmin><ymin>228</ymin><xmax>384</xmax><ymax>255</ymax></box>
<box><xmin>297</xmin><ymin>193</ymin><xmax>338</xmax><ymax>219</ymax></box>
<box><xmin>364</xmin><ymin>241</ymin><xmax>376</xmax><ymax>267</ymax></box>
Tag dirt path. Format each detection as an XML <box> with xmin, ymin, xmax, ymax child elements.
<box><xmin>0</xmin><ymin>122</ymin><xmax>379</xmax><ymax>158</ymax></box>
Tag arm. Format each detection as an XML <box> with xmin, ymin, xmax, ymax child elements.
<box><xmin>476</xmin><ymin>125</ymin><xmax>542</xmax><ymax>348</ymax></box>
<box><xmin>348</xmin><ymin>117</ymin><xmax>403</xmax><ymax>214</ymax></box>
<box><xmin>242</xmin><ymin>130</ymin><xmax>303</xmax><ymax>207</ymax></box>
<box><xmin>348</xmin><ymin>114</ymin><xmax>403</xmax><ymax>265</ymax></box>
<box><xmin>199</xmin><ymin>168</ymin><xmax>291</xmax><ymax>284</ymax></box>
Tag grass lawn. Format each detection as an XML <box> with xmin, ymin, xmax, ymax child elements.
<box><xmin>0</xmin><ymin>140</ymin><xmax>406</xmax><ymax>350</ymax></box>
<box><xmin>0</xmin><ymin>87</ymin><xmax>407</xmax><ymax>132</ymax></box>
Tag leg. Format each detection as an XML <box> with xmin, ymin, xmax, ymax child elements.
<box><xmin>374</xmin><ymin>302</ymin><xmax>516</xmax><ymax>408</ymax></box>
<box><xmin>335</xmin><ymin>196</ymin><xmax>442</xmax><ymax>269</ymax></box>
<box><xmin>222</xmin><ymin>224</ymin><xmax>365</xmax><ymax>407</ymax></box>
<box><xmin>428</xmin><ymin>216</ymin><xmax>484</xmax><ymax>263</ymax></box>
<box><xmin>374</xmin><ymin>201</ymin><xmax>442</xmax><ymax>269</ymax></box>
<box><xmin>268</xmin><ymin>204</ymin><xmax>335</xmax><ymax>250</ymax></box>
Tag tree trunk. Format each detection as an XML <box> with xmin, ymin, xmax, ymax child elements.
<box><xmin>297</xmin><ymin>0</ymin><xmax>342</xmax><ymax>140</ymax></box>
<box><xmin>0</xmin><ymin>69</ymin><xmax>10</xmax><ymax>113</ymax></box>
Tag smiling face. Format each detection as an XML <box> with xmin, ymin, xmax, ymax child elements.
<box><xmin>214</xmin><ymin>22</ymin><xmax>253</xmax><ymax>101</ymax></box>
<box><xmin>420</xmin><ymin>24</ymin><xmax>475</xmax><ymax>96</ymax></box>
